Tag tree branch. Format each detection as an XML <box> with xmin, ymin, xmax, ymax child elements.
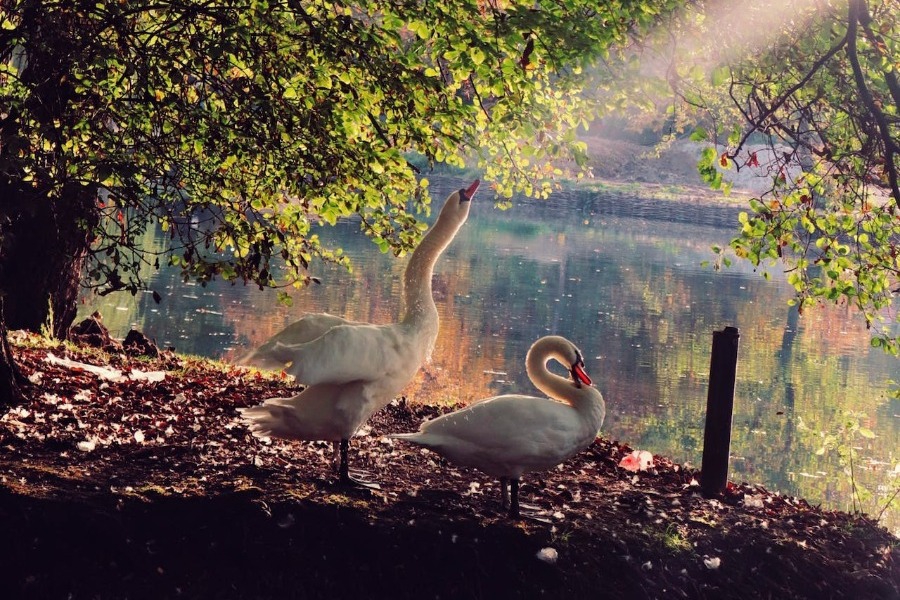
<box><xmin>856</xmin><ymin>0</ymin><xmax>900</xmax><ymax>112</ymax></box>
<box><xmin>729</xmin><ymin>32</ymin><xmax>848</xmax><ymax>160</ymax></box>
<box><xmin>847</xmin><ymin>0</ymin><xmax>900</xmax><ymax>207</ymax></box>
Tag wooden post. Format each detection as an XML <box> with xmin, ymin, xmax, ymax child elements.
<box><xmin>701</xmin><ymin>326</ymin><xmax>740</xmax><ymax>498</ymax></box>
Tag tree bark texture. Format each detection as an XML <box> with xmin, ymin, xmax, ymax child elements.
<box><xmin>0</xmin><ymin>298</ymin><xmax>28</xmax><ymax>406</ymax></box>
<box><xmin>0</xmin><ymin>4</ymin><xmax>99</xmax><ymax>339</ymax></box>
<box><xmin>0</xmin><ymin>181</ymin><xmax>96</xmax><ymax>339</ymax></box>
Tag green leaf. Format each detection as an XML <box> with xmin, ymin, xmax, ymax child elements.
<box><xmin>276</xmin><ymin>291</ymin><xmax>294</xmax><ymax>307</ymax></box>
<box><xmin>710</xmin><ymin>66</ymin><xmax>730</xmax><ymax>86</ymax></box>
<box><xmin>858</xmin><ymin>427</ymin><xmax>876</xmax><ymax>439</ymax></box>
<box><xmin>690</xmin><ymin>127</ymin><xmax>707</xmax><ymax>142</ymax></box>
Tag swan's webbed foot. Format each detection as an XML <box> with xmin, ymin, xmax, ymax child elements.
<box><xmin>503</xmin><ymin>479</ymin><xmax>551</xmax><ymax>522</ymax></box>
<box><xmin>336</xmin><ymin>439</ymin><xmax>381</xmax><ymax>490</ymax></box>
<box><xmin>339</xmin><ymin>469</ymin><xmax>382</xmax><ymax>490</ymax></box>
<box><xmin>516</xmin><ymin>504</ymin><xmax>553</xmax><ymax>523</ymax></box>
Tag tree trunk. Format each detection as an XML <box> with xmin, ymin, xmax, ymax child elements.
<box><xmin>0</xmin><ymin>299</ymin><xmax>28</xmax><ymax>406</ymax></box>
<box><xmin>0</xmin><ymin>3</ymin><xmax>100</xmax><ymax>404</ymax></box>
<box><xmin>0</xmin><ymin>179</ymin><xmax>96</xmax><ymax>406</ymax></box>
<box><xmin>0</xmin><ymin>180</ymin><xmax>96</xmax><ymax>339</ymax></box>
<box><xmin>0</xmin><ymin>3</ymin><xmax>101</xmax><ymax>340</ymax></box>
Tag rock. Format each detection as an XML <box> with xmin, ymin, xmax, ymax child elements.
<box><xmin>69</xmin><ymin>312</ymin><xmax>122</xmax><ymax>352</ymax></box>
<box><xmin>123</xmin><ymin>329</ymin><xmax>160</xmax><ymax>358</ymax></box>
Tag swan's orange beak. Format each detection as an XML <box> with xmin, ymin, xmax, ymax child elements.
<box><xmin>572</xmin><ymin>363</ymin><xmax>592</xmax><ymax>387</ymax></box>
<box><xmin>460</xmin><ymin>179</ymin><xmax>480</xmax><ymax>202</ymax></box>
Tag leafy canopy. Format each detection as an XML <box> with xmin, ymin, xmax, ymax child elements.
<box><xmin>636</xmin><ymin>0</ymin><xmax>899</xmax><ymax>356</ymax></box>
<box><xmin>0</xmin><ymin>0</ymin><xmax>673</xmax><ymax>298</ymax></box>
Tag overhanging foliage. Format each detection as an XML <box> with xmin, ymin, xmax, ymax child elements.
<box><xmin>0</xmin><ymin>0</ymin><xmax>674</xmax><ymax>298</ymax></box>
<box><xmin>646</xmin><ymin>0</ymin><xmax>899</xmax><ymax>357</ymax></box>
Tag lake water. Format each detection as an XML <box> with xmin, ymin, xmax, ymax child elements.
<box><xmin>82</xmin><ymin>176</ymin><xmax>899</xmax><ymax>534</ymax></box>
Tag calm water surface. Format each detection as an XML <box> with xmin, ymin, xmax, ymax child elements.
<box><xmin>83</xmin><ymin>177</ymin><xmax>899</xmax><ymax>533</ymax></box>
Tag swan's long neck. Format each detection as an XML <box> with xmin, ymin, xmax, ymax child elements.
<box><xmin>526</xmin><ymin>347</ymin><xmax>579</xmax><ymax>404</ymax></box>
<box><xmin>525</xmin><ymin>340</ymin><xmax>606</xmax><ymax>432</ymax></box>
<box><xmin>401</xmin><ymin>205</ymin><xmax>464</xmax><ymax>328</ymax></box>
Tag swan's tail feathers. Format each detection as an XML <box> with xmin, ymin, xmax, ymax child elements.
<box><xmin>239</xmin><ymin>398</ymin><xmax>299</xmax><ymax>439</ymax></box>
<box><xmin>387</xmin><ymin>432</ymin><xmax>427</xmax><ymax>444</ymax></box>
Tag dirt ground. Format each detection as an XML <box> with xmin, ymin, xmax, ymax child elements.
<box><xmin>1</xmin><ymin>333</ymin><xmax>896</xmax><ymax>599</ymax></box>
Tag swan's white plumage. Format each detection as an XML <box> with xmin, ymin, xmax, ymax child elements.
<box><xmin>393</xmin><ymin>392</ymin><xmax>597</xmax><ymax>478</ymax></box>
<box><xmin>239</xmin><ymin>182</ymin><xmax>479</xmax><ymax>451</ymax></box>
<box><xmin>238</xmin><ymin>313</ymin><xmax>356</xmax><ymax>371</ymax></box>
<box><xmin>390</xmin><ymin>336</ymin><xmax>605</xmax><ymax>496</ymax></box>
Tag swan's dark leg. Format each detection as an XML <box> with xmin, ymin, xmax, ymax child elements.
<box><xmin>500</xmin><ymin>477</ymin><xmax>510</xmax><ymax>510</ymax></box>
<box><xmin>331</xmin><ymin>440</ymin><xmax>340</xmax><ymax>467</ymax></box>
<box><xmin>338</xmin><ymin>439</ymin><xmax>351</xmax><ymax>482</ymax></box>
<box><xmin>337</xmin><ymin>439</ymin><xmax>380</xmax><ymax>489</ymax></box>
<box><xmin>507</xmin><ymin>480</ymin><xmax>550</xmax><ymax>523</ymax></box>
<box><xmin>508</xmin><ymin>478</ymin><xmax>520</xmax><ymax>518</ymax></box>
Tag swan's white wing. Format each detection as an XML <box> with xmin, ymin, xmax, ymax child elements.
<box><xmin>281</xmin><ymin>322</ymin><xmax>422</xmax><ymax>389</ymax></box>
<box><xmin>422</xmin><ymin>395</ymin><xmax>574</xmax><ymax>436</ymax></box>
<box><xmin>398</xmin><ymin>395</ymin><xmax>583</xmax><ymax>477</ymax></box>
<box><xmin>238</xmin><ymin>313</ymin><xmax>358</xmax><ymax>370</ymax></box>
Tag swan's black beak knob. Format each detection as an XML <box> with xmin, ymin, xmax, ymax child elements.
<box><xmin>459</xmin><ymin>179</ymin><xmax>480</xmax><ymax>203</ymax></box>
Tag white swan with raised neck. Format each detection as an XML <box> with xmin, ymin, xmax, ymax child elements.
<box><xmin>239</xmin><ymin>181</ymin><xmax>479</xmax><ymax>486</ymax></box>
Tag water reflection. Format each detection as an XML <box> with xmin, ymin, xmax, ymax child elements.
<box><xmin>82</xmin><ymin>177</ymin><xmax>899</xmax><ymax>534</ymax></box>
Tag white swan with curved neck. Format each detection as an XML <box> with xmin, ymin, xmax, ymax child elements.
<box><xmin>390</xmin><ymin>335</ymin><xmax>605</xmax><ymax>516</ymax></box>
<box><xmin>239</xmin><ymin>181</ymin><xmax>480</xmax><ymax>486</ymax></box>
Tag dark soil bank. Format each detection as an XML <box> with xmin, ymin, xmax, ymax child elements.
<box><xmin>1</xmin><ymin>334</ymin><xmax>897</xmax><ymax>599</ymax></box>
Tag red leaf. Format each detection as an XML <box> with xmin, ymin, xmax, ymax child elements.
<box><xmin>747</xmin><ymin>152</ymin><xmax>759</xmax><ymax>168</ymax></box>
